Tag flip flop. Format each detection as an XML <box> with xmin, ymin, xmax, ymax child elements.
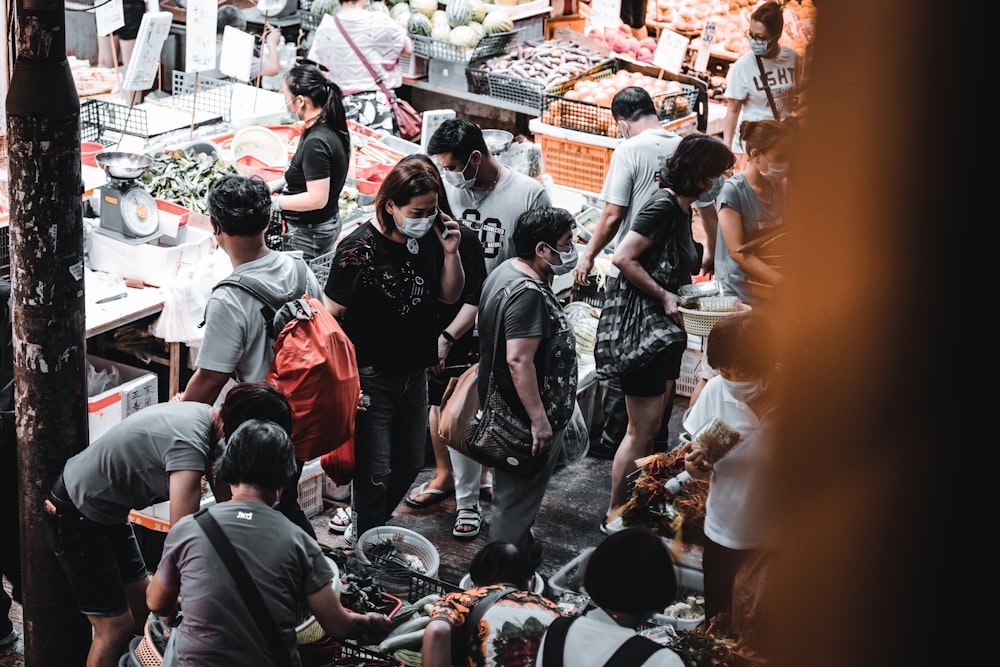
<box><xmin>404</xmin><ymin>482</ymin><xmax>455</xmax><ymax>509</ymax></box>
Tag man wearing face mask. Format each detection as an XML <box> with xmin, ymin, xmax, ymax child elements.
<box><xmin>574</xmin><ymin>87</ymin><xmax>696</xmax><ymax>461</ymax></box>
<box><xmin>472</xmin><ymin>206</ymin><xmax>579</xmax><ymax>566</ymax></box>
<box><xmin>427</xmin><ymin>119</ymin><xmax>551</xmax><ymax>274</ymax></box>
<box><xmin>721</xmin><ymin>1</ymin><xmax>801</xmax><ymax>165</ymax></box>
<box><xmin>679</xmin><ymin>309</ymin><xmax>780</xmax><ymax>626</ymax></box>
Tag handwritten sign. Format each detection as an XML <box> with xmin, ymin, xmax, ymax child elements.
<box><xmin>219</xmin><ymin>27</ymin><xmax>255</xmax><ymax>81</ymax></box>
<box><xmin>653</xmin><ymin>28</ymin><xmax>689</xmax><ymax>75</ymax></box>
<box><xmin>694</xmin><ymin>20</ymin><xmax>717</xmax><ymax>71</ymax></box>
<box><xmin>589</xmin><ymin>0</ymin><xmax>622</xmax><ymax>31</ymax></box>
<box><xmin>185</xmin><ymin>0</ymin><xmax>217</xmax><ymax>73</ymax></box>
<box><xmin>122</xmin><ymin>11</ymin><xmax>173</xmax><ymax>92</ymax></box>
<box><xmin>95</xmin><ymin>0</ymin><xmax>125</xmax><ymax>38</ymax></box>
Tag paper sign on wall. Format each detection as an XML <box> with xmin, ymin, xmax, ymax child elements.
<box><xmin>122</xmin><ymin>12</ymin><xmax>173</xmax><ymax>92</ymax></box>
<box><xmin>95</xmin><ymin>0</ymin><xmax>125</xmax><ymax>38</ymax></box>
<box><xmin>589</xmin><ymin>0</ymin><xmax>622</xmax><ymax>31</ymax></box>
<box><xmin>219</xmin><ymin>27</ymin><xmax>255</xmax><ymax>81</ymax></box>
<box><xmin>185</xmin><ymin>0</ymin><xmax>218</xmax><ymax>73</ymax></box>
<box><xmin>653</xmin><ymin>28</ymin><xmax>690</xmax><ymax>75</ymax></box>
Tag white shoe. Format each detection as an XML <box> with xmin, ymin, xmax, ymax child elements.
<box><xmin>327</xmin><ymin>506</ymin><xmax>352</xmax><ymax>534</ymax></box>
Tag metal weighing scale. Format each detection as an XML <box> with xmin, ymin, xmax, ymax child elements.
<box><xmin>94</xmin><ymin>152</ymin><xmax>162</xmax><ymax>244</ymax></box>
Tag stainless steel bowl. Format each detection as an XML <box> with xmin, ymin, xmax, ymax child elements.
<box><xmin>678</xmin><ymin>280</ymin><xmax>721</xmax><ymax>307</ymax></box>
<box><xmin>482</xmin><ymin>129</ymin><xmax>513</xmax><ymax>155</ymax></box>
<box><xmin>95</xmin><ymin>151</ymin><xmax>154</xmax><ymax>180</ymax></box>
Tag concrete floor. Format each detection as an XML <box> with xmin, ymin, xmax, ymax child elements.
<box><xmin>0</xmin><ymin>393</ymin><xmax>690</xmax><ymax>665</ymax></box>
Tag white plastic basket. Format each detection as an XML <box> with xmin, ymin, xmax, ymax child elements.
<box><xmin>356</xmin><ymin>526</ymin><xmax>440</xmax><ymax>580</ymax></box>
<box><xmin>678</xmin><ymin>302</ymin><xmax>751</xmax><ymax>338</ymax></box>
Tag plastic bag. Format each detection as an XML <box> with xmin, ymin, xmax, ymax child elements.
<box><xmin>558</xmin><ymin>401</ymin><xmax>589</xmax><ymax>468</ymax></box>
<box><xmin>87</xmin><ymin>360</ymin><xmax>121</xmax><ymax>397</ymax></box>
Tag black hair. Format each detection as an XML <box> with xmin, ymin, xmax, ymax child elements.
<box><xmin>659</xmin><ymin>134</ymin><xmax>735</xmax><ymax>198</ymax></box>
<box><xmin>469</xmin><ymin>541</ymin><xmax>534</xmax><ymax>590</ymax></box>
<box><xmin>706</xmin><ymin>309</ymin><xmax>778</xmax><ymax>378</ymax></box>
<box><xmin>207</xmin><ymin>174</ymin><xmax>273</xmax><ymax>237</ymax></box>
<box><xmin>751</xmin><ymin>1</ymin><xmax>785</xmax><ymax>41</ymax></box>
<box><xmin>283</xmin><ymin>63</ymin><xmax>351</xmax><ymax>158</ymax></box>
<box><xmin>611</xmin><ymin>86</ymin><xmax>657</xmax><ymax>122</ymax></box>
<box><xmin>219</xmin><ymin>382</ymin><xmax>293</xmax><ymax>440</ymax></box>
<box><xmin>584</xmin><ymin>528</ymin><xmax>677</xmax><ymax>615</ymax></box>
<box><xmin>426</xmin><ymin>118</ymin><xmax>489</xmax><ymax>164</ymax></box>
<box><xmin>216</xmin><ymin>5</ymin><xmax>247</xmax><ymax>34</ymax></box>
<box><xmin>511</xmin><ymin>206</ymin><xmax>576</xmax><ymax>258</ymax></box>
<box><xmin>214</xmin><ymin>419</ymin><xmax>297</xmax><ymax>490</ymax></box>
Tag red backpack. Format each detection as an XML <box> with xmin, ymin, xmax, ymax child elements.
<box><xmin>212</xmin><ymin>260</ymin><xmax>360</xmax><ymax>462</ymax></box>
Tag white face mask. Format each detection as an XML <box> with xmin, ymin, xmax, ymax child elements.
<box><xmin>441</xmin><ymin>152</ymin><xmax>479</xmax><ymax>190</ymax></box>
<box><xmin>398</xmin><ymin>214</ymin><xmax>435</xmax><ymax>239</ymax></box>
<box><xmin>721</xmin><ymin>377</ymin><xmax>768</xmax><ymax>404</ymax></box>
<box><xmin>698</xmin><ymin>175</ymin><xmax>725</xmax><ymax>204</ymax></box>
<box><xmin>543</xmin><ymin>242</ymin><xmax>579</xmax><ymax>275</ymax></box>
<box><xmin>749</xmin><ymin>37</ymin><xmax>771</xmax><ymax>56</ymax></box>
<box><xmin>757</xmin><ymin>154</ymin><xmax>789</xmax><ymax>181</ymax></box>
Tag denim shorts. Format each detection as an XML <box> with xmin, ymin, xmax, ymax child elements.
<box><xmin>43</xmin><ymin>480</ymin><xmax>148</xmax><ymax>617</ymax></box>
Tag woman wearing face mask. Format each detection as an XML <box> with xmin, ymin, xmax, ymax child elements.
<box><xmin>680</xmin><ymin>309</ymin><xmax>780</xmax><ymax>627</ymax></box>
<box><xmin>721</xmin><ymin>1</ymin><xmax>801</xmax><ymax>167</ymax></box>
<box><xmin>274</xmin><ymin>64</ymin><xmax>351</xmax><ymax>260</ymax></box>
<box><xmin>322</xmin><ymin>159</ymin><xmax>463</xmax><ymax>535</ymax></box>
<box><xmin>598</xmin><ymin>134</ymin><xmax>735</xmax><ymax>534</ymax></box>
<box><xmin>714</xmin><ymin>118</ymin><xmax>793</xmax><ymax>304</ymax></box>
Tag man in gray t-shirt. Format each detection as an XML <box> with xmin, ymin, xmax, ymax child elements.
<box><xmin>428</xmin><ymin>119</ymin><xmax>552</xmax><ymax>274</ymax></box>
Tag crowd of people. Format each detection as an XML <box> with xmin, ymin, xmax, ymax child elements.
<box><xmin>0</xmin><ymin>2</ymin><xmax>806</xmax><ymax>664</ymax></box>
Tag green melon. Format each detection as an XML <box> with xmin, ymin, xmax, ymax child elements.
<box><xmin>432</xmin><ymin>9</ymin><xmax>449</xmax><ymax>25</ymax></box>
<box><xmin>468</xmin><ymin>0</ymin><xmax>487</xmax><ymax>23</ymax></box>
<box><xmin>408</xmin><ymin>0</ymin><xmax>437</xmax><ymax>18</ymax></box>
<box><xmin>482</xmin><ymin>10</ymin><xmax>514</xmax><ymax>34</ymax></box>
<box><xmin>430</xmin><ymin>22</ymin><xmax>452</xmax><ymax>41</ymax></box>
<box><xmin>467</xmin><ymin>21</ymin><xmax>485</xmax><ymax>40</ymax></box>
<box><xmin>390</xmin><ymin>2</ymin><xmax>411</xmax><ymax>19</ymax></box>
<box><xmin>448</xmin><ymin>24</ymin><xmax>480</xmax><ymax>47</ymax></box>
<box><xmin>407</xmin><ymin>12</ymin><xmax>433</xmax><ymax>36</ymax></box>
<box><xmin>446</xmin><ymin>0</ymin><xmax>472</xmax><ymax>27</ymax></box>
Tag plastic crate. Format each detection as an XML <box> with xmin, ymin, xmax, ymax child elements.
<box><xmin>298</xmin><ymin>459</ymin><xmax>325</xmax><ymax>518</ymax></box>
<box><xmin>536</xmin><ymin>134</ymin><xmax>614</xmax><ymax>194</ymax></box>
<box><xmin>400</xmin><ymin>54</ymin><xmax>429</xmax><ymax>79</ymax></box>
<box><xmin>466</xmin><ymin>59</ymin><xmax>491</xmax><ymax>97</ymax></box>
<box><xmin>406</xmin><ymin>571</ymin><xmax>462</xmax><ymax>604</ymax></box>
<box><xmin>541</xmin><ymin>63</ymin><xmax>700</xmax><ymax>137</ymax></box>
<box><xmin>297</xmin><ymin>9</ymin><xmax>324</xmax><ymax>33</ymax></box>
<box><xmin>308</xmin><ymin>250</ymin><xmax>335</xmax><ymax>287</ymax></box>
<box><xmin>410</xmin><ymin>29</ymin><xmax>521</xmax><ymax>63</ymax></box>
<box><xmin>676</xmin><ymin>348</ymin><xmax>702</xmax><ymax>398</ymax></box>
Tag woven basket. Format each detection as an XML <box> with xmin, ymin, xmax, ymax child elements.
<box><xmin>295</xmin><ymin>557</ymin><xmax>341</xmax><ymax>644</ymax></box>
<box><xmin>678</xmin><ymin>303</ymin><xmax>751</xmax><ymax>338</ymax></box>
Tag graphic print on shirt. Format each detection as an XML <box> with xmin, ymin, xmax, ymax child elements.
<box><xmin>338</xmin><ymin>228</ymin><xmax>431</xmax><ymax>316</ymax></box>
<box><xmin>754</xmin><ymin>65</ymin><xmax>797</xmax><ymax>117</ymax></box>
<box><xmin>461</xmin><ymin>208</ymin><xmax>505</xmax><ymax>260</ymax></box>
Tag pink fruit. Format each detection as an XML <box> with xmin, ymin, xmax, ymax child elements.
<box><xmin>640</xmin><ymin>37</ymin><xmax>657</xmax><ymax>51</ymax></box>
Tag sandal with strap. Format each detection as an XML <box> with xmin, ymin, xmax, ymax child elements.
<box><xmin>452</xmin><ymin>505</ymin><xmax>482</xmax><ymax>540</ymax></box>
<box><xmin>328</xmin><ymin>506</ymin><xmax>352</xmax><ymax>534</ymax></box>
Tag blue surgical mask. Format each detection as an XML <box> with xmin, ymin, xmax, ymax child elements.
<box><xmin>698</xmin><ymin>175</ymin><xmax>725</xmax><ymax>204</ymax></box>
<box><xmin>749</xmin><ymin>37</ymin><xmax>771</xmax><ymax>56</ymax></box>
<box><xmin>399</xmin><ymin>214</ymin><xmax>435</xmax><ymax>239</ymax></box>
<box><xmin>441</xmin><ymin>152</ymin><xmax>479</xmax><ymax>190</ymax></box>
<box><xmin>543</xmin><ymin>243</ymin><xmax>579</xmax><ymax>275</ymax></box>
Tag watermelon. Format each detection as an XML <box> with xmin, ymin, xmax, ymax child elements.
<box><xmin>448</xmin><ymin>24</ymin><xmax>480</xmax><ymax>47</ymax></box>
<box><xmin>430</xmin><ymin>22</ymin><xmax>451</xmax><ymax>41</ymax></box>
<box><xmin>467</xmin><ymin>21</ymin><xmax>485</xmax><ymax>40</ymax></box>
<box><xmin>446</xmin><ymin>0</ymin><xmax>472</xmax><ymax>27</ymax></box>
<box><xmin>482</xmin><ymin>10</ymin><xmax>513</xmax><ymax>34</ymax></box>
<box><xmin>407</xmin><ymin>12</ymin><xmax>433</xmax><ymax>36</ymax></box>
<box><xmin>408</xmin><ymin>0</ymin><xmax>437</xmax><ymax>18</ymax></box>
<box><xmin>468</xmin><ymin>0</ymin><xmax>487</xmax><ymax>23</ymax></box>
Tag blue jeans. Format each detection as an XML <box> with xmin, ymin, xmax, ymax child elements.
<box><xmin>353</xmin><ymin>367</ymin><xmax>428</xmax><ymax>534</ymax></box>
<box><xmin>282</xmin><ymin>218</ymin><xmax>341</xmax><ymax>262</ymax></box>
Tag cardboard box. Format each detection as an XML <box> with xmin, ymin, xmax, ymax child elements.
<box><xmin>88</xmin><ymin>225</ymin><xmax>217</xmax><ymax>287</ymax></box>
<box><xmin>87</xmin><ymin>354</ymin><xmax>158</xmax><ymax>444</ymax></box>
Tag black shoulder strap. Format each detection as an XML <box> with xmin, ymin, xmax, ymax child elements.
<box><xmin>755</xmin><ymin>55</ymin><xmax>781</xmax><ymax>120</ymax></box>
<box><xmin>194</xmin><ymin>509</ymin><xmax>295</xmax><ymax>667</ymax></box>
<box><xmin>541</xmin><ymin>615</ymin><xmax>665</xmax><ymax>667</ymax></box>
<box><xmin>201</xmin><ymin>257</ymin><xmax>311</xmax><ymax>337</ymax></box>
<box><xmin>541</xmin><ymin>615</ymin><xmax>575</xmax><ymax>667</ymax></box>
<box><xmin>456</xmin><ymin>586</ymin><xmax>517</xmax><ymax>657</ymax></box>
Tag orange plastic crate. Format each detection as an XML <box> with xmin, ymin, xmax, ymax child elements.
<box><xmin>538</xmin><ymin>134</ymin><xmax>614</xmax><ymax>194</ymax></box>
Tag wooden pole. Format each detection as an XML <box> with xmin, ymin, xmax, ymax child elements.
<box><xmin>6</xmin><ymin>0</ymin><xmax>93</xmax><ymax>662</ymax></box>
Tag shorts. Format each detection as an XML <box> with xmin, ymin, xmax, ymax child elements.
<box><xmin>620</xmin><ymin>340</ymin><xmax>685</xmax><ymax>397</ymax></box>
<box><xmin>43</xmin><ymin>480</ymin><xmax>148</xmax><ymax>617</ymax></box>
<box><xmin>620</xmin><ymin>0</ymin><xmax>648</xmax><ymax>29</ymax></box>
<box><xmin>114</xmin><ymin>0</ymin><xmax>147</xmax><ymax>41</ymax></box>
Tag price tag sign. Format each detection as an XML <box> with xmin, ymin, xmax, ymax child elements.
<box><xmin>590</xmin><ymin>0</ymin><xmax>622</xmax><ymax>31</ymax></box>
<box><xmin>122</xmin><ymin>11</ymin><xmax>173</xmax><ymax>92</ymax></box>
<box><xmin>695</xmin><ymin>20</ymin><xmax>717</xmax><ymax>71</ymax></box>
<box><xmin>95</xmin><ymin>0</ymin><xmax>125</xmax><ymax>38</ymax></box>
<box><xmin>219</xmin><ymin>27</ymin><xmax>255</xmax><ymax>81</ymax></box>
<box><xmin>185</xmin><ymin>0</ymin><xmax>218</xmax><ymax>73</ymax></box>
<box><xmin>653</xmin><ymin>28</ymin><xmax>690</xmax><ymax>75</ymax></box>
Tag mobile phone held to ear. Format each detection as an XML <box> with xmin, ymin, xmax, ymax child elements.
<box><xmin>436</xmin><ymin>212</ymin><xmax>448</xmax><ymax>238</ymax></box>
